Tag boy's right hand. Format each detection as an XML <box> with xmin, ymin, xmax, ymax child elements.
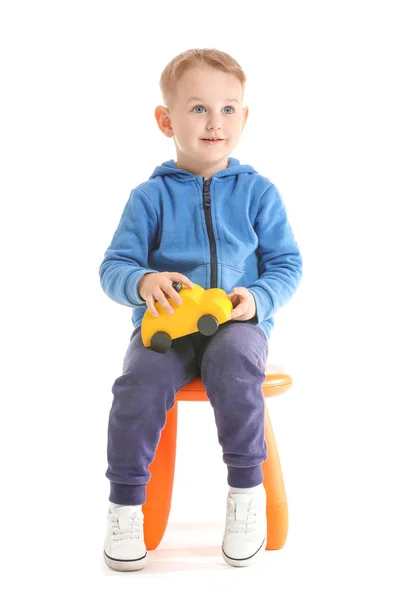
<box><xmin>138</xmin><ymin>272</ymin><xmax>194</xmax><ymax>317</ymax></box>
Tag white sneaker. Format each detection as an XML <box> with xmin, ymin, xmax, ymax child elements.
<box><xmin>104</xmin><ymin>504</ymin><xmax>147</xmax><ymax>571</ymax></box>
<box><xmin>222</xmin><ymin>485</ymin><xmax>267</xmax><ymax>567</ymax></box>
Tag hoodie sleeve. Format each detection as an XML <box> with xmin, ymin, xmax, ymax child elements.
<box><xmin>247</xmin><ymin>184</ymin><xmax>302</xmax><ymax>324</ymax></box>
<box><xmin>99</xmin><ymin>187</ymin><xmax>159</xmax><ymax>307</ymax></box>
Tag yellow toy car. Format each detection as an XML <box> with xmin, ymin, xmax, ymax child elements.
<box><xmin>141</xmin><ymin>283</ymin><xmax>233</xmax><ymax>353</ymax></box>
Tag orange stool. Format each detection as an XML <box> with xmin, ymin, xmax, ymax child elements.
<box><xmin>142</xmin><ymin>364</ymin><xmax>292</xmax><ymax>551</ymax></box>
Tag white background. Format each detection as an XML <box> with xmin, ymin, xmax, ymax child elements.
<box><xmin>1</xmin><ymin>0</ymin><xmax>396</xmax><ymax>595</ymax></box>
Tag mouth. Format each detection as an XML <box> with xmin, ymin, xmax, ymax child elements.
<box><xmin>201</xmin><ymin>138</ymin><xmax>224</xmax><ymax>143</ymax></box>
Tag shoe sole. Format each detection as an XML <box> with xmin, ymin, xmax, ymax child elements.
<box><xmin>222</xmin><ymin>537</ymin><xmax>266</xmax><ymax>567</ymax></box>
<box><xmin>104</xmin><ymin>550</ymin><xmax>148</xmax><ymax>572</ymax></box>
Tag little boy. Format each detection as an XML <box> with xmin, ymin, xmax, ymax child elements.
<box><xmin>100</xmin><ymin>48</ymin><xmax>302</xmax><ymax>571</ymax></box>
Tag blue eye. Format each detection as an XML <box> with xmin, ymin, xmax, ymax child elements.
<box><xmin>192</xmin><ymin>105</ymin><xmax>235</xmax><ymax>114</ymax></box>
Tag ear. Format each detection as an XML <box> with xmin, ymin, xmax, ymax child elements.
<box><xmin>154</xmin><ymin>105</ymin><xmax>174</xmax><ymax>138</ymax></box>
<box><xmin>241</xmin><ymin>105</ymin><xmax>249</xmax><ymax>131</ymax></box>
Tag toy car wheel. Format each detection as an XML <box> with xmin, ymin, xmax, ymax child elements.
<box><xmin>150</xmin><ymin>331</ymin><xmax>172</xmax><ymax>353</ymax></box>
<box><xmin>197</xmin><ymin>314</ymin><xmax>219</xmax><ymax>336</ymax></box>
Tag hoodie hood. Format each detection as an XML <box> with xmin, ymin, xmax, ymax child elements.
<box><xmin>149</xmin><ymin>157</ymin><xmax>257</xmax><ymax>181</ymax></box>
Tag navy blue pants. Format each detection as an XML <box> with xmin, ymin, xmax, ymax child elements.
<box><xmin>106</xmin><ymin>320</ymin><xmax>269</xmax><ymax>505</ymax></box>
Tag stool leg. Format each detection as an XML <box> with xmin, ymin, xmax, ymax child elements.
<box><xmin>262</xmin><ymin>404</ymin><xmax>288</xmax><ymax>550</ymax></box>
<box><xmin>142</xmin><ymin>401</ymin><xmax>178</xmax><ymax>550</ymax></box>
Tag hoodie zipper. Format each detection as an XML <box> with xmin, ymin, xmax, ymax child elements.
<box><xmin>203</xmin><ymin>178</ymin><xmax>218</xmax><ymax>288</ymax></box>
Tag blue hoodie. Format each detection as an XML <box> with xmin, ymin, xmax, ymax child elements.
<box><xmin>99</xmin><ymin>157</ymin><xmax>302</xmax><ymax>341</ymax></box>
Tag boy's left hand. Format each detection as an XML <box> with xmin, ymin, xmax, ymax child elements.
<box><xmin>227</xmin><ymin>287</ymin><xmax>257</xmax><ymax>321</ymax></box>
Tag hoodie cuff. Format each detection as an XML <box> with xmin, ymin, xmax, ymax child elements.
<box><xmin>247</xmin><ymin>285</ymin><xmax>274</xmax><ymax>324</ymax></box>
<box><xmin>125</xmin><ymin>269</ymin><xmax>159</xmax><ymax>306</ymax></box>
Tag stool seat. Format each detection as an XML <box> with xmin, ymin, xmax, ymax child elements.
<box><xmin>143</xmin><ymin>363</ymin><xmax>292</xmax><ymax>552</ymax></box>
<box><xmin>176</xmin><ymin>364</ymin><xmax>292</xmax><ymax>401</ymax></box>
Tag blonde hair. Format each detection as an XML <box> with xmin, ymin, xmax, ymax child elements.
<box><xmin>159</xmin><ymin>48</ymin><xmax>246</xmax><ymax>108</ymax></box>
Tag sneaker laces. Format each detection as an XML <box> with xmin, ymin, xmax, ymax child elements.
<box><xmin>226</xmin><ymin>495</ymin><xmax>257</xmax><ymax>534</ymax></box>
<box><xmin>110</xmin><ymin>511</ymin><xmax>142</xmax><ymax>542</ymax></box>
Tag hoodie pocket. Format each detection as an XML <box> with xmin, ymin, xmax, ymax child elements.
<box><xmin>182</xmin><ymin>264</ymin><xmax>209</xmax><ymax>289</ymax></box>
<box><xmin>220</xmin><ymin>264</ymin><xmax>249</xmax><ymax>292</ymax></box>
<box><xmin>183</xmin><ymin>264</ymin><xmax>253</xmax><ymax>293</ymax></box>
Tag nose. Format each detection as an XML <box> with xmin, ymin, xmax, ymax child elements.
<box><xmin>206</xmin><ymin>120</ymin><xmax>221</xmax><ymax>131</ymax></box>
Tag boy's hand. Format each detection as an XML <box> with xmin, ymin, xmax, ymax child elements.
<box><xmin>227</xmin><ymin>287</ymin><xmax>257</xmax><ymax>321</ymax></box>
<box><xmin>138</xmin><ymin>272</ymin><xmax>194</xmax><ymax>317</ymax></box>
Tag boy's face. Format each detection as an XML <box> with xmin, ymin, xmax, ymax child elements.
<box><xmin>156</xmin><ymin>66</ymin><xmax>248</xmax><ymax>177</ymax></box>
